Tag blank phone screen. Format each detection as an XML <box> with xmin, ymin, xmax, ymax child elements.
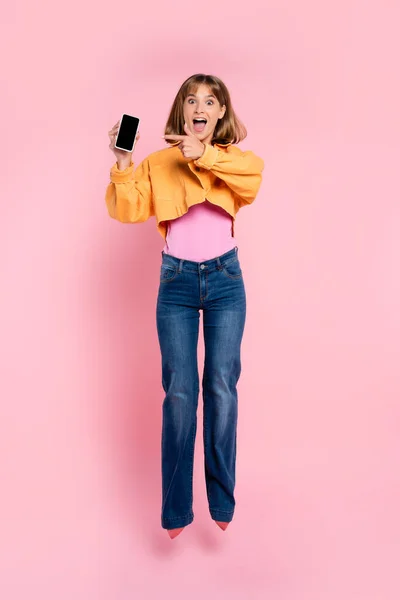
<box><xmin>115</xmin><ymin>114</ymin><xmax>140</xmax><ymax>151</ymax></box>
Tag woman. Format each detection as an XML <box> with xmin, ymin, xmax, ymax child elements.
<box><xmin>106</xmin><ymin>73</ymin><xmax>264</xmax><ymax>539</ymax></box>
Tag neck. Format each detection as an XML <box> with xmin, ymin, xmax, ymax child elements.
<box><xmin>201</xmin><ymin>133</ymin><xmax>213</xmax><ymax>146</ymax></box>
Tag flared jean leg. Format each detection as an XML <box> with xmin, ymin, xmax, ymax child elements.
<box><xmin>157</xmin><ymin>297</ymin><xmax>200</xmax><ymax>529</ymax></box>
<box><xmin>202</xmin><ymin>280</ymin><xmax>246</xmax><ymax>523</ymax></box>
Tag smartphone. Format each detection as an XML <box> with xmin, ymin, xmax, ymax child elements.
<box><xmin>115</xmin><ymin>113</ymin><xmax>140</xmax><ymax>152</ymax></box>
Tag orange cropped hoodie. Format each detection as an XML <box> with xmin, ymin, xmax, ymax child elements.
<box><xmin>105</xmin><ymin>141</ymin><xmax>264</xmax><ymax>240</ymax></box>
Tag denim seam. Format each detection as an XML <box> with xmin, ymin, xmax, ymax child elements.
<box><xmin>163</xmin><ymin>512</ymin><xmax>194</xmax><ymax>522</ymax></box>
<box><xmin>222</xmin><ymin>256</ymin><xmax>239</xmax><ymax>267</ymax></box>
<box><xmin>161</xmin><ymin>406</ymin><xmax>190</xmax><ymax>514</ymax></box>
<box><xmin>190</xmin><ymin>384</ymin><xmax>200</xmax><ymax>507</ymax></box>
<box><xmin>199</xmin><ymin>269</ymin><xmax>208</xmax><ymax>303</ymax></box>
<box><xmin>202</xmin><ymin>373</ymin><xmax>210</xmax><ymax>504</ymax></box>
<box><xmin>222</xmin><ymin>268</ymin><xmax>243</xmax><ymax>280</ymax></box>
<box><xmin>188</xmin><ymin>416</ymin><xmax>196</xmax><ymax>507</ymax></box>
<box><xmin>160</xmin><ymin>268</ymin><xmax>181</xmax><ymax>283</ymax></box>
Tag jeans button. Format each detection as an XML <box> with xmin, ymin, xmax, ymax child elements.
<box><xmin>200</xmin><ymin>264</ymin><xmax>205</xmax><ymax>270</ymax></box>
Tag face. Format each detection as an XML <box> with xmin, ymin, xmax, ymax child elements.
<box><xmin>182</xmin><ymin>83</ymin><xmax>226</xmax><ymax>145</ymax></box>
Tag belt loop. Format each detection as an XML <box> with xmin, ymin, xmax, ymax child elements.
<box><xmin>216</xmin><ymin>256</ymin><xmax>222</xmax><ymax>270</ymax></box>
<box><xmin>178</xmin><ymin>259</ymin><xmax>184</xmax><ymax>273</ymax></box>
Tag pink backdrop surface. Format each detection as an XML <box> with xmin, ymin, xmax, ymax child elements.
<box><xmin>1</xmin><ymin>1</ymin><xmax>400</xmax><ymax>598</ymax></box>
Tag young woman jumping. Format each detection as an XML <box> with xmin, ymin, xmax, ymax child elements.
<box><xmin>106</xmin><ymin>73</ymin><xmax>264</xmax><ymax>539</ymax></box>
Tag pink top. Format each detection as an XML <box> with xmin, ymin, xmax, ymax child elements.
<box><xmin>162</xmin><ymin>200</ymin><xmax>237</xmax><ymax>262</ymax></box>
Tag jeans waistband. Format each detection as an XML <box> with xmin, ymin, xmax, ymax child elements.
<box><xmin>161</xmin><ymin>246</ymin><xmax>239</xmax><ymax>273</ymax></box>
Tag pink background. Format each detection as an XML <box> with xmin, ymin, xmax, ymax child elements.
<box><xmin>1</xmin><ymin>1</ymin><xmax>400</xmax><ymax>598</ymax></box>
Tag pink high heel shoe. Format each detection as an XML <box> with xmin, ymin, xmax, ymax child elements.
<box><xmin>167</xmin><ymin>526</ymin><xmax>185</xmax><ymax>539</ymax></box>
<box><xmin>214</xmin><ymin>520</ymin><xmax>229</xmax><ymax>531</ymax></box>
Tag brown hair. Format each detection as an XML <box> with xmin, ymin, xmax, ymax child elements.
<box><xmin>163</xmin><ymin>73</ymin><xmax>247</xmax><ymax>146</ymax></box>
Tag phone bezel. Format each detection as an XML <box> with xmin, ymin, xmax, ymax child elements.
<box><xmin>115</xmin><ymin>113</ymin><xmax>140</xmax><ymax>152</ymax></box>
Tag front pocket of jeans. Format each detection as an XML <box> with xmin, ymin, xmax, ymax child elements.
<box><xmin>160</xmin><ymin>264</ymin><xmax>178</xmax><ymax>282</ymax></box>
<box><xmin>221</xmin><ymin>259</ymin><xmax>243</xmax><ymax>279</ymax></box>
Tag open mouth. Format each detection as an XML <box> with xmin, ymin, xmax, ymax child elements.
<box><xmin>193</xmin><ymin>118</ymin><xmax>207</xmax><ymax>133</ymax></box>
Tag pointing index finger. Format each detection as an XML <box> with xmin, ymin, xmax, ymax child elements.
<box><xmin>163</xmin><ymin>134</ymin><xmax>187</xmax><ymax>140</ymax></box>
<box><xmin>184</xmin><ymin>122</ymin><xmax>195</xmax><ymax>136</ymax></box>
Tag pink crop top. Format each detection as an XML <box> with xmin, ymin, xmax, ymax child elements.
<box><xmin>162</xmin><ymin>200</ymin><xmax>237</xmax><ymax>262</ymax></box>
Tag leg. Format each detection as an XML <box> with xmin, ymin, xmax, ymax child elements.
<box><xmin>156</xmin><ymin>290</ymin><xmax>200</xmax><ymax>530</ymax></box>
<box><xmin>202</xmin><ymin>274</ymin><xmax>246</xmax><ymax>525</ymax></box>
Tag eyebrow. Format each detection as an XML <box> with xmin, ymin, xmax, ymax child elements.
<box><xmin>186</xmin><ymin>93</ymin><xmax>216</xmax><ymax>99</ymax></box>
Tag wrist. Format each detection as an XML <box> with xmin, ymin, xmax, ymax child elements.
<box><xmin>193</xmin><ymin>142</ymin><xmax>218</xmax><ymax>170</ymax></box>
<box><xmin>117</xmin><ymin>159</ymin><xmax>132</xmax><ymax>171</ymax></box>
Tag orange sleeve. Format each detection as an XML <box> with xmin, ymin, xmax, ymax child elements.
<box><xmin>194</xmin><ymin>144</ymin><xmax>265</xmax><ymax>205</ymax></box>
<box><xmin>105</xmin><ymin>157</ymin><xmax>155</xmax><ymax>223</ymax></box>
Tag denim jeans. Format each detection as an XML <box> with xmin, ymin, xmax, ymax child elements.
<box><xmin>156</xmin><ymin>246</ymin><xmax>246</xmax><ymax>529</ymax></box>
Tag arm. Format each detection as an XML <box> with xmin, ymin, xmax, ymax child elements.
<box><xmin>193</xmin><ymin>144</ymin><xmax>265</xmax><ymax>205</ymax></box>
<box><xmin>105</xmin><ymin>157</ymin><xmax>155</xmax><ymax>223</ymax></box>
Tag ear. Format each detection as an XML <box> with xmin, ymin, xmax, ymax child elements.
<box><xmin>219</xmin><ymin>105</ymin><xmax>226</xmax><ymax>119</ymax></box>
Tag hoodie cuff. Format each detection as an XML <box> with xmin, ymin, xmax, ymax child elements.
<box><xmin>110</xmin><ymin>161</ymin><xmax>134</xmax><ymax>183</ymax></box>
<box><xmin>194</xmin><ymin>144</ymin><xmax>219</xmax><ymax>170</ymax></box>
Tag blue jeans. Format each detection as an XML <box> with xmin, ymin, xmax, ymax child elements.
<box><xmin>156</xmin><ymin>246</ymin><xmax>246</xmax><ymax>529</ymax></box>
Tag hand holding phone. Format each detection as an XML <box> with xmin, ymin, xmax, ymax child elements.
<box><xmin>108</xmin><ymin>114</ymin><xmax>140</xmax><ymax>168</ymax></box>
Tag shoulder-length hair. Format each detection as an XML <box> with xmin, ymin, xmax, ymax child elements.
<box><xmin>163</xmin><ymin>73</ymin><xmax>247</xmax><ymax>146</ymax></box>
